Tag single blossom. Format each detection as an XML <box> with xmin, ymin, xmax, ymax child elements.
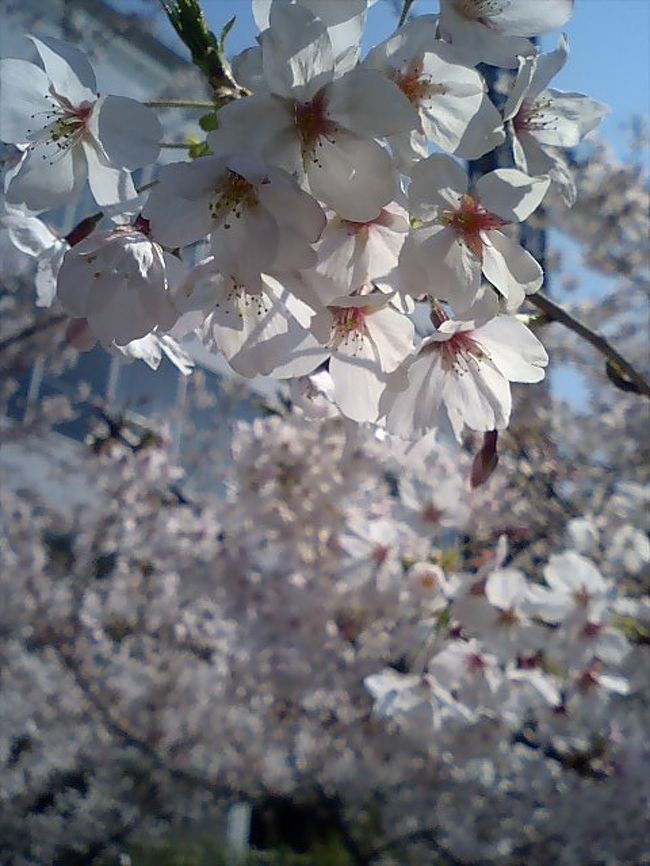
<box><xmin>503</xmin><ymin>36</ymin><xmax>610</xmax><ymax>205</ymax></box>
<box><xmin>56</xmin><ymin>222</ymin><xmax>183</xmax><ymax>346</ymax></box>
<box><xmin>363</xmin><ymin>15</ymin><xmax>504</xmax><ymax>163</ymax></box>
<box><xmin>173</xmin><ymin>257</ymin><xmax>314</xmax><ymax>379</ymax></box>
<box><xmin>0</xmin><ymin>36</ymin><xmax>161</xmax><ymax>210</ymax></box>
<box><xmin>382</xmin><ymin>296</ymin><xmax>548</xmax><ymax>440</ymax></box>
<box><xmin>401</xmin><ymin>153</ymin><xmax>549</xmax><ymax>312</ymax></box>
<box><xmin>208</xmin><ymin>3</ymin><xmax>414</xmax><ymax>221</ymax></box>
<box><xmin>142</xmin><ymin>154</ymin><xmax>326</xmax><ymax>292</ymax></box>
<box><xmin>438</xmin><ymin>0</ymin><xmax>575</xmax><ymax>69</ymax></box>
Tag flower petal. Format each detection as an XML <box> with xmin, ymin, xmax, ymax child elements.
<box><xmin>476</xmin><ymin>169</ymin><xmax>550</xmax><ymax>223</ymax></box>
<box><xmin>95</xmin><ymin>95</ymin><xmax>162</xmax><ymax>169</ymax></box>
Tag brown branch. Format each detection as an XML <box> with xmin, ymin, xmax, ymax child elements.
<box><xmin>528</xmin><ymin>291</ymin><xmax>650</xmax><ymax>399</ymax></box>
<box><xmin>0</xmin><ymin>314</ymin><xmax>67</xmax><ymax>354</ymax></box>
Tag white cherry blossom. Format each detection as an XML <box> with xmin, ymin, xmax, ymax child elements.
<box><xmin>208</xmin><ymin>3</ymin><xmax>414</xmax><ymax>221</ymax></box>
<box><xmin>504</xmin><ymin>36</ymin><xmax>610</xmax><ymax>204</ymax></box>
<box><xmin>401</xmin><ymin>153</ymin><xmax>550</xmax><ymax>312</ymax></box>
<box><xmin>0</xmin><ymin>36</ymin><xmax>161</xmax><ymax>210</ymax></box>
<box><xmin>382</xmin><ymin>296</ymin><xmax>548</xmax><ymax>440</ymax></box>
<box><xmin>55</xmin><ymin>221</ymin><xmax>183</xmax><ymax>346</ymax></box>
<box><xmin>363</xmin><ymin>15</ymin><xmax>504</xmax><ymax>162</ymax></box>
<box><xmin>142</xmin><ymin>154</ymin><xmax>326</xmax><ymax>292</ymax></box>
<box><xmin>438</xmin><ymin>0</ymin><xmax>575</xmax><ymax>69</ymax></box>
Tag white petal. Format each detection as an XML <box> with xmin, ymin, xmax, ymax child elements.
<box><xmin>6</xmin><ymin>146</ymin><xmax>86</xmax><ymax>212</ymax></box>
<box><xmin>442</xmin><ymin>355</ymin><xmax>511</xmax><ymax>438</ymax></box>
<box><xmin>95</xmin><ymin>95</ymin><xmax>162</xmax><ymax>169</ymax></box>
<box><xmin>481</xmin><ymin>230</ymin><xmax>543</xmax><ymax>305</ymax></box>
<box><xmin>489</xmin><ymin>0</ymin><xmax>574</xmax><ymax>37</ymax></box>
<box><xmin>407</xmin><ymin>224</ymin><xmax>482</xmax><ymax>313</ymax></box>
<box><xmin>30</xmin><ymin>35</ymin><xmax>97</xmax><ymax>102</ymax></box>
<box><xmin>307</xmin><ymin>131</ymin><xmax>396</xmax><ymax>222</ymax></box>
<box><xmin>528</xmin><ymin>35</ymin><xmax>569</xmax><ymax>100</ymax></box>
<box><xmin>486</xmin><ymin>569</ymin><xmax>528</xmax><ymax>609</ymax></box>
<box><xmin>383</xmin><ymin>344</ymin><xmax>446</xmax><ymax>439</ymax></box>
<box><xmin>0</xmin><ymin>60</ymin><xmax>52</xmax><ymax>143</ymax></box>
<box><xmin>324</xmin><ymin>67</ymin><xmax>416</xmax><ymax>138</ymax></box>
<box><xmin>408</xmin><ymin>153</ymin><xmax>467</xmax><ymax>221</ymax></box>
<box><xmin>365</xmin><ymin>305</ymin><xmax>414</xmax><ymax>373</ymax></box>
<box><xmin>330</xmin><ymin>352</ymin><xmax>385</xmax><ymax>423</ymax></box>
<box><xmin>261</xmin><ymin>3</ymin><xmax>334</xmax><ymax>100</ymax></box>
<box><xmin>82</xmin><ymin>139</ymin><xmax>137</xmax><ymax>207</ymax></box>
<box><xmin>477</xmin><ymin>315</ymin><xmax>548</xmax><ymax>383</ymax></box>
<box><xmin>475</xmin><ymin>169</ymin><xmax>550</xmax><ymax>223</ymax></box>
<box><xmin>503</xmin><ymin>55</ymin><xmax>538</xmax><ymax>122</ymax></box>
<box><xmin>452</xmin><ymin>92</ymin><xmax>505</xmax><ymax>159</ymax></box>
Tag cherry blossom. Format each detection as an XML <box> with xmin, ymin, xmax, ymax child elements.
<box><xmin>55</xmin><ymin>222</ymin><xmax>183</xmax><ymax>346</ymax></box>
<box><xmin>364</xmin><ymin>15</ymin><xmax>504</xmax><ymax>163</ymax></box>
<box><xmin>438</xmin><ymin>0</ymin><xmax>575</xmax><ymax>69</ymax></box>
<box><xmin>142</xmin><ymin>154</ymin><xmax>326</xmax><ymax>291</ymax></box>
<box><xmin>401</xmin><ymin>153</ymin><xmax>549</xmax><ymax>312</ymax></box>
<box><xmin>504</xmin><ymin>36</ymin><xmax>610</xmax><ymax>204</ymax></box>
<box><xmin>208</xmin><ymin>3</ymin><xmax>415</xmax><ymax>220</ymax></box>
<box><xmin>382</xmin><ymin>297</ymin><xmax>548</xmax><ymax>440</ymax></box>
<box><xmin>0</xmin><ymin>36</ymin><xmax>161</xmax><ymax>210</ymax></box>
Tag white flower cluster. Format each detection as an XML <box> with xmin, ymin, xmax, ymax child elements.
<box><xmin>1</xmin><ymin>411</ymin><xmax>648</xmax><ymax>863</ymax></box>
<box><xmin>0</xmin><ymin>0</ymin><xmax>610</xmax><ymax>440</ymax></box>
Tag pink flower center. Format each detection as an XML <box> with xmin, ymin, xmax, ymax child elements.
<box><xmin>390</xmin><ymin>61</ymin><xmax>448</xmax><ymax>107</ymax></box>
<box><xmin>513</xmin><ymin>98</ymin><xmax>556</xmax><ymax>134</ymax></box>
<box><xmin>467</xmin><ymin>652</ymin><xmax>487</xmax><ymax>674</ymax></box>
<box><xmin>294</xmin><ymin>91</ymin><xmax>338</xmax><ymax>160</ymax></box>
<box><xmin>330</xmin><ymin>305</ymin><xmax>370</xmax><ymax>351</ymax></box>
<box><xmin>437</xmin><ymin>329</ymin><xmax>487</xmax><ymax>372</ymax></box>
<box><xmin>440</xmin><ymin>194</ymin><xmax>505</xmax><ymax>260</ymax></box>
<box><xmin>27</xmin><ymin>95</ymin><xmax>95</xmax><ymax>164</ymax></box>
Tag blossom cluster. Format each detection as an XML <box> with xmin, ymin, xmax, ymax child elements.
<box><xmin>1</xmin><ymin>408</ymin><xmax>648</xmax><ymax>864</ymax></box>
<box><xmin>0</xmin><ymin>0</ymin><xmax>610</xmax><ymax>440</ymax></box>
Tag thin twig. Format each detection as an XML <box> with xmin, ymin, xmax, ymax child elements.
<box><xmin>528</xmin><ymin>291</ymin><xmax>650</xmax><ymax>399</ymax></box>
<box><xmin>0</xmin><ymin>315</ymin><xmax>66</xmax><ymax>353</ymax></box>
<box><xmin>144</xmin><ymin>99</ymin><xmax>215</xmax><ymax>109</ymax></box>
<box><xmin>398</xmin><ymin>0</ymin><xmax>417</xmax><ymax>27</ymax></box>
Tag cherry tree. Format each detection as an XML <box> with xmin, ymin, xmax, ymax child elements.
<box><xmin>0</xmin><ymin>0</ymin><xmax>649</xmax><ymax>863</ymax></box>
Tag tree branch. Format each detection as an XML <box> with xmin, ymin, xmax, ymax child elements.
<box><xmin>0</xmin><ymin>314</ymin><xmax>67</xmax><ymax>354</ymax></box>
<box><xmin>398</xmin><ymin>0</ymin><xmax>417</xmax><ymax>27</ymax></box>
<box><xmin>528</xmin><ymin>291</ymin><xmax>650</xmax><ymax>399</ymax></box>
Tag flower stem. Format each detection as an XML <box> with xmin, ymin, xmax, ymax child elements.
<box><xmin>528</xmin><ymin>291</ymin><xmax>650</xmax><ymax>398</ymax></box>
<box><xmin>144</xmin><ymin>99</ymin><xmax>216</xmax><ymax>109</ymax></box>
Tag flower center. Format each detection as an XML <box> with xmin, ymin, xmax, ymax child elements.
<box><xmin>294</xmin><ymin>91</ymin><xmax>338</xmax><ymax>161</ymax></box>
<box><xmin>437</xmin><ymin>330</ymin><xmax>487</xmax><ymax>372</ymax></box>
<box><xmin>440</xmin><ymin>194</ymin><xmax>505</xmax><ymax>260</ymax></box>
<box><xmin>513</xmin><ymin>98</ymin><xmax>556</xmax><ymax>134</ymax></box>
<box><xmin>330</xmin><ymin>305</ymin><xmax>370</xmax><ymax>351</ymax></box>
<box><xmin>467</xmin><ymin>652</ymin><xmax>487</xmax><ymax>674</ymax></box>
<box><xmin>391</xmin><ymin>62</ymin><xmax>448</xmax><ymax>107</ymax></box>
<box><xmin>209</xmin><ymin>170</ymin><xmax>258</xmax><ymax>227</ymax></box>
<box><xmin>27</xmin><ymin>94</ymin><xmax>94</xmax><ymax>164</ymax></box>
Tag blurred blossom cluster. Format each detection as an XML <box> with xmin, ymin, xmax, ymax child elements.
<box><xmin>1</xmin><ymin>406</ymin><xmax>648</xmax><ymax>864</ymax></box>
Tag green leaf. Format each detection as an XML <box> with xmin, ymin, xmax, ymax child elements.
<box><xmin>188</xmin><ymin>140</ymin><xmax>212</xmax><ymax>159</ymax></box>
<box><xmin>219</xmin><ymin>15</ymin><xmax>236</xmax><ymax>51</ymax></box>
<box><xmin>199</xmin><ymin>112</ymin><xmax>219</xmax><ymax>131</ymax></box>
